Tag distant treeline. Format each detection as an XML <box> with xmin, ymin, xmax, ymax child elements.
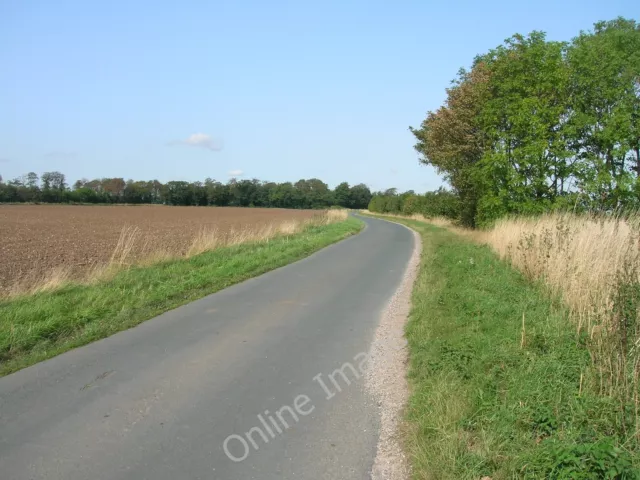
<box><xmin>0</xmin><ymin>172</ymin><xmax>373</xmax><ymax>209</ymax></box>
<box><xmin>368</xmin><ymin>187</ymin><xmax>460</xmax><ymax>219</ymax></box>
<box><xmin>410</xmin><ymin>18</ymin><xmax>640</xmax><ymax>227</ymax></box>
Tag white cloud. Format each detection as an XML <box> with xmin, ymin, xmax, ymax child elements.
<box><xmin>170</xmin><ymin>133</ymin><xmax>222</xmax><ymax>151</ymax></box>
<box><xmin>228</xmin><ymin>169</ymin><xmax>243</xmax><ymax>177</ymax></box>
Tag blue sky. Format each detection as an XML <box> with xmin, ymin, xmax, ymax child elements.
<box><xmin>1</xmin><ymin>0</ymin><xmax>636</xmax><ymax>193</ymax></box>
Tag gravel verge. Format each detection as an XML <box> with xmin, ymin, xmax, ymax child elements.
<box><xmin>366</xmin><ymin>223</ymin><xmax>421</xmax><ymax>480</ymax></box>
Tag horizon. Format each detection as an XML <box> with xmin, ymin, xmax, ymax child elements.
<box><xmin>2</xmin><ymin>0</ymin><xmax>637</xmax><ymax>193</ymax></box>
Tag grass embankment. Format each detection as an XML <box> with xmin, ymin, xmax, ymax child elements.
<box><xmin>365</xmin><ymin>214</ymin><xmax>638</xmax><ymax>479</ymax></box>
<box><xmin>480</xmin><ymin>214</ymin><xmax>640</xmax><ymax>398</ymax></box>
<box><xmin>0</xmin><ymin>216</ymin><xmax>362</xmax><ymax>376</ymax></box>
<box><xmin>4</xmin><ymin>207</ymin><xmax>336</xmax><ymax>298</ymax></box>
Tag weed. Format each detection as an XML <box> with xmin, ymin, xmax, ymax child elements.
<box><xmin>530</xmin><ymin>438</ymin><xmax>638</xmax><ymax>479</ymax></box>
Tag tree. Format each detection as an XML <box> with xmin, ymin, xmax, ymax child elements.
<box><xmin>566</xmin><ymin>18</ymin><xmax>640</xmax><ymax>209</ymax></box>
<box><xmin>1</xmin><ymin>169</ymin><xmax>374</xmax><ymax>210</ymax></box>
<box><xmin>257</xmin><ymin>182</ymin><xmax>277</xmax><ymax>207</ymax></box>
<box><xmin>334</xmin><ymin>182</ymin><xmax>351</xmax><ymax>208</ymax></box>
<box><xmin>410</xmin><ymin>62</ymin><xmax>489</xmax><ymax>226</ymax></box>
<box><xmin>41</xmin><ymin>171</ymin><xmax>66</xmax><ymax>191</ymax></box>
<box><xmin>228</xmin><ymin>179</ymin><xmax>260</xmax><ymax>206</ymax></box>
<box><xmin>205</xmin><ymin>178</ymin><xmax>230</xmax><ymax>206</ymax></box>
<box><xmin>165</xmin><ymin>181</ymin><xmax>194</xmax><ymax>205</ymax></box>
<box><xmin>25</xmin><ymin>172</ymin><xmax>39</xmax><ymax>189</ymax></box>
<box><xmin>349</xmin><ymin>184</ymin><xmax>372</xmax><ymax>209</ymax></box>
<box><xmin>73</xmin><ymin>178</ymin><xmax>88</xmax><ymax>190</ymax></box>
<box><xmin>40</xmin><ymin>171</ymin><xmax>66</xmax><ymax>202</ymax></box>
<box><xmin>368</xmin><ymin>187</ymin><xmax>460</xmax><ymax>219</ymax></box>
<box><xmin>294</xmin><ymin>179</ymin><xmax>332</xmax><ymax>209</ymax></box>
<box><xmin>270</xmin><ymin>182</ymin><xmax>297</xmax><ymax>208</ymax></box>
<box><xmin>475</xmin><ymin>32</ymin><xmax>572</xmax><ymax>223</ymax></box>
<box><xmin>101</xmin><ymin>178</ymin><xmax>126</xmax><ymax>201</ymax></box>
<box><xmin>410</xmin><ymin>18</ymin><xmax>640</xmax><ymax>225</ymax></box>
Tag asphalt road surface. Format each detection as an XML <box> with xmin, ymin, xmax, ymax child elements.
<box><xmin>0</xmin><ymin>215</ymin><xmax>415</xmax><ymax>480</ymax></box>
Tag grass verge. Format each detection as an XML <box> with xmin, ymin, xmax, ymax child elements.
<box><xmin>362</xmin><ymin>214</ymin><xmax>639</xmax><ymax>479</ymax></box>
<box><xmin>0</xmin><ymin>217</ymin><xmax>362</xmax><ymax>376</ymax></box>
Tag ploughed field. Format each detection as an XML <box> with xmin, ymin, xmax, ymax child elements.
<box><xmin>0</xmin><ymin>205</ymin><xmax>318</xmax><ymax>296</ymax></box>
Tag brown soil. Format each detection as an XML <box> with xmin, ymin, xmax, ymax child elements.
<box><xmin>0</xmin><ymin>205</ymin><xmax>317</xmax><ymax>295</ymax></box>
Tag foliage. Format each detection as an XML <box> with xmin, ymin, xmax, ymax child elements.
<box><xmin>410</xmin><ymin>63</ymin><xmax>489</xmax><ymax>226</ymax></box>
<box><xmin>533</xmin><ymin>438</ymin><xmax>638</xmax><ymax>479</ymax></box>
<box><xmin>367</xmin><ymin>187</ymin><xmax>460</xmax><ymax>219</ymax></box>
<box><xmin>410</xmin><ymin>18</ymin><xmax>640</xmax><ymax>227</ymax></box>
<box><xmin>0</xmin><ymin>172</ymin><xmax>372</xmax><ymax>210</ymax></box>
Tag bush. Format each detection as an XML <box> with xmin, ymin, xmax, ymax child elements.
<box><xmin>532</xmin><ymin>438</ymin><xmax>638</xmax><ymax>479</ymax></box>
<box><xmin>368</xmin><ymin>188</ymin><xmax>460</xmax><ymax>220</ymax></box>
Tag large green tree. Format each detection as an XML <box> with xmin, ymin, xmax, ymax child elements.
<box><xmin>411</xmin><ymin>17</ymin><xmax>640</xmax><ymax>226</ymax></box>
<box><xmin>410</xmin><ymin>63</ymin><xmax>489</xmax><ymax>226</ymax></box>
<box><xmin>334</xmin><ymin>182</ymin><xmax>351</xmax><ymax>208</ymax></box>
<box><xmin>567</xmin><ymin>18</ymin><xmax>640</xmax><ymax>208</ymax></box>
<box><xmin>475</xmin><ymin>32</ymin><xmax>573</xmax><ymax>223</ymax></box>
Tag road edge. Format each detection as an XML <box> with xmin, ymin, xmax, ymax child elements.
<box><xmin>0</xmin><ymin>218</ymin><xmax>365</xmax><ymax>378</ymax></box>
<box><xmin>366</xmin><ymin>220</ymin><xmax>421</xmax><ymax>480</ymax></box>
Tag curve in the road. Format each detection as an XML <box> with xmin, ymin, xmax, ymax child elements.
<box><xmin>0</xmin><ymin>215</ymin><xmax>415</xmax><ymax>480</ymax></box>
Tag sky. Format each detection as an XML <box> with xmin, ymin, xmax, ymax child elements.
<box><xmin>0</xmin><ymin>0</ymin><xmax>637</xmax><ymax>193</ymax></box>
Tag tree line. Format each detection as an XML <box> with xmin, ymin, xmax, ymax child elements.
<box><xmin>0</xmin><ymin>172</ymin><xmax>373</xmax><ymax>209</ymax></box>
<box><xmin>368</xmin><ymin>187</ymin><xmax>460</xmax><ymax>219</ymax></box>
<box><xmin>409</xmin><ymin>17</ymin><xmax>640</xmax><ymax>227</ymax></box>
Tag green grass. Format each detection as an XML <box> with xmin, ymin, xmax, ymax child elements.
<box><xmin>363</xmin><ymin>215</ymin><xmax>638</xmax><ymax>479</ymax></box>
<box><xmin>0</xmin><ymin>218</ymin><xmax>363</xmax><ymax>376</ymax></box>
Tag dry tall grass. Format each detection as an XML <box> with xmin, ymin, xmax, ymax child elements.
<box><xmin>186</xmin><ymin>209</ymin><xmax>348</xmax><ymax>256</ymax></box>
<box><xmin>320</xmin><ymin>208</ymin><xmax>349</xmax><ymax>224</ymax></box>
<box><xmin>12</xmin><ymin>265</ymin><xmax>74</xmax><ymax>296</ymax></box>
<box><xmin>5</xmin><ymin>209</ymin><xmax>349</xmax><ymax>299</ymax></box>
<box><xmin>477</xmin><ymin>212</ymin><xmax>640</xmax><ymax>419</ymax></box>
<box><xmin>366</xmin><ymin>208</ymin><xmax>640</xmax><ymax>418</ymax></box>
<box><xmin>480</xmin><ymin>214</ymin><xmax>639</xmax><ymax>331</ymax></box>
<box><xmin>110</xmin><ymin>226</ymin><xmax>142</xmax><ymax>267</ymax></box>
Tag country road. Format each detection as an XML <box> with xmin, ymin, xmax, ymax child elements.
<box><xmin>0</xmin><ymin>215</ymin><xmax>415</xmax><ymax>480</ymax></box>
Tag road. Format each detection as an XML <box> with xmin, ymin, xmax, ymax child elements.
<box><xmin>0</xmin><ymin>215</ymin><xmax>415</xmax><ymax>480</ymax></box>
